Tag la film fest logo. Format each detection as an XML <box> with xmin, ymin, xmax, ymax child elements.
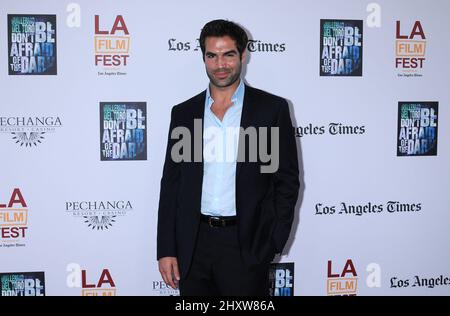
<box><xmin>94</xmin><ymin>15</ymin><xmax>130</xmax><ymax>76</ymax></box>
<box><xmin>8</xmin><ymin>14</ymin><xmax>57</xmax><ymax>75</ymax></box>
<box><xmin>65</xmin><ymin>200</ymin><xmax>133</xmax><ymax>230</ymax></box>
<box><xmin>168</xmin><ymin>38</ymin><xmax>286</xmax><ymax>53</ymax></box>
<box><xmin>0</xmin><ymin>116</ymin><xmax>62</xmax><ymax>147</ymax></box>
<box><xmin>100</xmin><ymin>102</ymin><xmax>147</xmax><ymax>161</ymax></box>
<box><xmin>0</xmin><ymin>272</ymin><xmax>45</xmax><ymax>296</ymax></box>
<box><xmin>66</xmin><ymin>264</ymin><xmax>116</xmax><ymax>296</ymax></box>
<box><xmin>395</xmin><ymin>21</ymin><xmax>427</xmax><ymax>77</ymax></box>
<box><xmin>295</xmin><ymin>123</ymin><xmax>365</xmax><ymax>137</ymax></box>
<box><xmin>397</xmin><ymin>102</ymin><xmax>438</xmax><ymax>156</ymax></box>
<box><xmin>0</xmin><ymin>188</ymin><xmax>29</xmax><ymax>248</ymax></box>
<box><xmin>327</xmin><ymin>259</ymin><xmax>358</xmax><ymax>295</ymax></box>
<box><xmin>326</xmin><ymin>260</ymin><xmax>385</xmax><ymax>295</ymax></box>
<box><xmin>320</xmin><ymin>19</ymin><xmax>363</xmax><ymax>76</ymax></box>
<box><xmin>314</xmin><ymin>201</ymin><xmax>422</xmax><ymax>217</ymax></box>
<box><xmin>269</xmin><ymin>263</ymin><xmax>294</xmax><ymax>296</ymax></box>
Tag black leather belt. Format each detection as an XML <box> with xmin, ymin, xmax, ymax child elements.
<box><xmin>200</xmin><ymin>214</ymin><xmax>237</xmax><ymax>227</ymax></box>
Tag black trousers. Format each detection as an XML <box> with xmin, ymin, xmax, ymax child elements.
<box><xmin>179</xmin><ymin>221</ymin><xmax>270</xmax><ymax>296</ymax></box>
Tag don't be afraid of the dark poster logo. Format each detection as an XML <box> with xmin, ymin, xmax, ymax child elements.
<box><xmin>397</xmin><ymin>102</ymin><xmax>438</xmax><ymax>156</ymax></box>
<box><xmin>100</xmin><ymin>102</ymin><xmax>147</xmax><ymax>161</ymax></box>
<box><xmin>8</xmin><ymin>14</ymin><xmax>57</xmax><ymax>75</ymax></box>
<box><xmin>320</xmin><ymin>19</ymin><xmax>363</xmax><ymax>76</ymax></box>
<box><xmin>0</xmin><ymin>272</ymin><xmax>45</xmax><ymax>296</ymax></box>
<box><xmin>269</xmin><ymin>263</ymin><xmax>294</xmax><ymax>296</ymax></box>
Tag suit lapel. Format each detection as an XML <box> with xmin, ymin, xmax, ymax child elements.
<box><xmin>236</xmin><ymin>85</ymin><xmax>255</xmax><ymax>180</ymax></box>
<box><xmin>192</xmin><ymin>91</ymin><xmax>206</xmax><ymax>213</ymax></box>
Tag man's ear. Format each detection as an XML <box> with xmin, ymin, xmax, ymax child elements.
<box><xmin>241</xmin><ymin>49</ymin><xmax>248</xmax><ymax>63</ymax></box>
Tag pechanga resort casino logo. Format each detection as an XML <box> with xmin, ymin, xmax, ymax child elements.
<box><xmin>94</xmin><ymin>15</ymin><xmax>130</xmax><ymax>76</ymax></box>
<box><xmin>269</xmin><ymin>263</ymin><xmax>294</xmax><ymax>296</ymax></box>
<box><xmin>8</xmin><ymin>14</ymin><xmax>56</xmax><ymax>75</ymax></box>
<box><xmin>65</xmin><ymin>200</ymin><xmax>133</xmax><ymax>230</ymax></box>
<box><xmin>0</xmin><ymin>188</ymin><xmax>29</xmax><ymax>248</ymax></box>
<box><xmin>320</xmin><ymin>19</ymin><xmax>363</xmax><ymax>76</ymax></box>
<box><xmin>100</xmin><ymin>102</ymin><xmax>147</xmax><ymax>161</ymax></box>
<box><xmin>397</xmin><ymin>102</ymin><xmax>438</xmax><ymax>156</ymax></box>
<box><xmin>395</xmin><ymin>21</ymin><xmax>427</xmax><ymax>77</ymax></box>
<box><xmin>152</xmin><ymin>279</ymin><xmax>180</xmax><ymax>296</ymax></box>
<box><xmin>0</xmin><ymin>272</ymin><xmax>45</xmax><ymax>296</ymax></box>
<box><xmin>0</xmin><ymin>116</ymin><xmax>62</xmax><ymax>147</ymax></box>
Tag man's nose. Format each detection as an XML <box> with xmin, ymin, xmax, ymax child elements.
<box><xmin>217</xmin><ymin>55</ymin><xmax>227</xmax><ymax>68</ymax></box>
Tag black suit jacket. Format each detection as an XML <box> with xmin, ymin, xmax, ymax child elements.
<box><xmin>157</xmin><ymin>84</ymin><xmax>300</xmax><ymax>277</ymax></box>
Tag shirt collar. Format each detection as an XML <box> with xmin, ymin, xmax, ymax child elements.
<box><xmin>206</xmin><ymin>79</ymin><xmax>245</xmax><ymax>109</ymax></box>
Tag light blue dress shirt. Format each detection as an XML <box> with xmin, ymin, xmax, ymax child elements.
<box><xmin>201</xmin><ymin>79</ymin><xmax>245</xmax><ymax>217</ymax></box>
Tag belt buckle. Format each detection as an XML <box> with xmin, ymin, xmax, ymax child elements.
<box><xmin>208</xmin><ymin>216</ymin><xmax>221</xmax><ymax>228</ymax></box>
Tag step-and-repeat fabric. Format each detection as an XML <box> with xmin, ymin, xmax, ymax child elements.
<box><xmin>1</xmin><ymin>0</ymin><xmax>449</xmax><ymax>296</ymax></box>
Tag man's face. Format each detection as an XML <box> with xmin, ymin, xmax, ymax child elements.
<box><xmin>204</xmin><ymin>36</ymin><xmax>245</xmax><ymax>89</ymax></box>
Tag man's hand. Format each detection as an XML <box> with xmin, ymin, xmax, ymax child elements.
<box><xmin>158</xmin><ymin>257</ymin><xmax>180</xmax><ymax>289</ymax></box>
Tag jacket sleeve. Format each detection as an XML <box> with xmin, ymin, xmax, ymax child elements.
<box><xmin>157</xmin><ymin>106</ymin><xmax>180</xmax><ymax>259</ymax></box>
<box><xmin>272</xmin><ymin>100</ymin><xmax>300</xmax><ymax>254</ymax></box>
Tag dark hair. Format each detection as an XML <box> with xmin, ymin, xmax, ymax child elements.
<box><xmin>199</xmin><ymin>19</ymin><xmax>248</xmax><ymax>60</ymax></box>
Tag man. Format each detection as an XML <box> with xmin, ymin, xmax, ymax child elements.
<box><xmin>157</xmin><ymin>19</ymin><xmax>299</xmax><ymax>296</ymax></box>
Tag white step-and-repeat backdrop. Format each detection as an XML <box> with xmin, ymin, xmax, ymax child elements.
<box><xmin>1</xmin><ymin>0</ymin><xmax>449</xmax><ymax>296</ymax></box>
